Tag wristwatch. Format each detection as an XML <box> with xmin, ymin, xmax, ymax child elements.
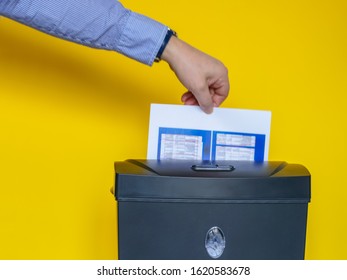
<box><xmin>155</xmin><ymin>28</ymin><xmax>177</xmax><ymax>62</ymax></box>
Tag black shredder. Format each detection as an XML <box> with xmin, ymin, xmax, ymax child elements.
<box><xmin>113</xmin><ymin>159</ymin><xmax>311</xmax><ymax>260</ymax></box>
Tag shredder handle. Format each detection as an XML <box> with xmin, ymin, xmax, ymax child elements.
<box><xmin>191</xmin><ymin>164</ymin><xmax>235</xmax><ymax>172</ymax></box>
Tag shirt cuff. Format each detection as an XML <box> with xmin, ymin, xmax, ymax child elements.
<box><xmin>117</xmin><ymin>11</ymin><xmax>168</xmax><ymax>66</ymax></box>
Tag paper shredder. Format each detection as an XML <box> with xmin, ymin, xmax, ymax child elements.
<box><xmin>113</xmin><ymin>159</ymin><xmax>310</xmax><ymax>260</ymax></box>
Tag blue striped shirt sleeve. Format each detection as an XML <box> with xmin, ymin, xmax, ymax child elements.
<box><xmin>0</xmin><ymin>0</ymin><xmax>168</xmax><ymax>65</ymax></box>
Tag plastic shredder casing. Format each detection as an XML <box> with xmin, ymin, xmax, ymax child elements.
<box><xmin>113</xmin><ymin>159</ymin><xmax>311</xmax><ymax>260</ymax></box>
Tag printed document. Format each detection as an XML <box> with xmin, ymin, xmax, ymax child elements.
<box><xmin>147</xmin><ymin>104</ymin><xmax>271</xmax><ymax>161</ymax></box>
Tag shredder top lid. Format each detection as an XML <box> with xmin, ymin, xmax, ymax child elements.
<box><xmin>114</xmin><ymin>159</ymin><xmax>311</xmax><ymax>202</ymax></box>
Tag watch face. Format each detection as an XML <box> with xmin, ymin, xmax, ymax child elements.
<box><xmin>205</xmin><ymin>226</ymin><xmax>226</xmax><ymax>259</ymax></box>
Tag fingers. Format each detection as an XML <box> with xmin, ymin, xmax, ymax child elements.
<box><xmin>181</xmin><ymin>92</ymin><xmax>198</xmax><ymax>105</ymax></box>
<box><xmin>211</xmin><ymin>81</ymin><xmax>229</xmax><ymax>107</ymax></box>
<box><xmin>196</xmin><ymin>87</ymin><xmax>214</xmax><ymax>114</ymax></box>
<box><xmin>181</xmin><ymin>76</ymin><xmax>229</xmax><ymax>113</ymax></box>
<box><xmin>181</xmin><ymin>89</ymin><xmax>225</xmax><ymax>113</ymax></box>
<box><xmin>213</xmin><ymin>93</ymin><xmax>228</xmax><ymax>107</ymax></box>
<box><xmin>181</xmin><ymin>89</ymin><xmax>214</xmax><ymax>114</ymax></box>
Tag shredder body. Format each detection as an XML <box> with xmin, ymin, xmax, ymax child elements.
<box><xmin>113</xmin><ymin>159</ymin><xmax>311</xmax><ymax>260</ymax></box>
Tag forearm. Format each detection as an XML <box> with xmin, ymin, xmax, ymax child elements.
<box><xmin>0</xmin><ymin>0</ymin><xmax>167</xmax><ymax>65</ymax></box>
<box><xmin>1</xmin><ymin>1</ymin><xmax>230</xmax><ymax>112</ymax></box>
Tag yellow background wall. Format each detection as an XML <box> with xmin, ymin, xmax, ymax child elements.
<box><xmin>0</xmin><ymin>0</ymin><xmax>346</xmax><ymax>259</ymax></box>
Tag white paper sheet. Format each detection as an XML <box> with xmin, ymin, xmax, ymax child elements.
<box><xmin>147</xmin><ymin>104</ymin><xmax>271</xmax><ymax>161</ymax></box>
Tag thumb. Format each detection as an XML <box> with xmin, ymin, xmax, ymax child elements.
<box><xmin>193</xmin><ymin>86</ymin><xmax>214</xmax><ymax>114</ymax></box>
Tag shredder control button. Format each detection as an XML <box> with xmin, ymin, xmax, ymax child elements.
<box><xmin>205</xmin><ymin>226</ymin><xmax>226</xmax><ymax>259</ymax></box>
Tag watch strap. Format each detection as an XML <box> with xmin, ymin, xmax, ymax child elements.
<box><xmin>155</xmin><ymin>28</ymin><xmax>177</xmax><ymax>62</ymax></box>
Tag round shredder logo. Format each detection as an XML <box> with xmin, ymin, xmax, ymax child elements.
<box><xmin>205</xmin><ymin>226</ymin><xmax>226</xmax><ymax>259</ymax></box>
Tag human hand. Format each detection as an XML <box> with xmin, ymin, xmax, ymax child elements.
<box><xmin>161</xmin><ymin>36</ymin><xmax>229</xmax><ymax>114</ymax></box>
